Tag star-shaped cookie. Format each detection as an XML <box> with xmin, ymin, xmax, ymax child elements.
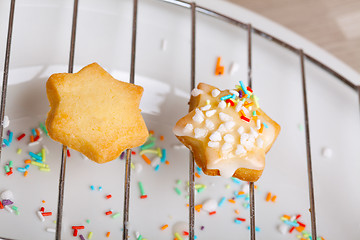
<box><xmin>173</xmin><ymin>82</ymin><xmax>280</xmax><ymax>181</ymax></box>
<box><xmin>46</xmin><ymin>63</ymin><xmax>149</xmax><ymax>163</ymax></box>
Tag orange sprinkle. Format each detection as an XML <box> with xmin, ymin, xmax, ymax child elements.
<box><xmin>195</xmin><ymin>172</ymin><xmax>201</xmax><ymax>178</ymax></box>
<box><xmin>259</xmin><ymin>124</ymin><xmax>264</xmax><ymax>134</ymax></box>
<box><xmin>35</xmin><ymin>128</ymin><xmax>40</xmax><ymax>137</ymax></box>
<box><xmin>24</xmin><ymin>171</ymin><xmax>28</xmax><ymax>177</ymax></box>
<box><xmin>283</xmin><ymin>215</ymin><xmax>291</xmax><ymax>220</ymax></box>
<box><xmin>296</xmin><ymin>226</ymin><xmax>305</xmax><ymax>232</ymax></box>
<box><xmin>195</xmin><ymin>204</ymin><xmax>202</xmax><ymax>212</ymax></box>
<box><xmin>24</xmin><ymin>159</ymin><xmax>31</xmax><ymax>164</ymax></box>
<box><xmin>42</xmin><ymin>200</ymin><xmax>46</xmax><ymax>203</ymax></box>
<box><xmin>240</xmin><ymin>110</ymin><xmax>245</xmax><ymax>117</ymax></box>
<box><xmin>30</xmin><ymin>135</ymin><xmax>34</xmax><ymax>142</ymax></box>
<box><xmin>149</xmin><ymin>130</ymin><xmax>154</xmax><ymax>135</ymax></box>
<box><xmin>256</xmin><ymin>110</ymin><xmax>261</xmax><ymax>116</ymax></box>
<box><xmin>238</xmin><ymin>191</ymin><xmax>245</xmax><ymax>195</ymax></box>
<box><xmin>215</xmin><ymin>57</ymin><xmax>224</xmax><ymax>75</ymax></box>
<box><xmin>266</xmin><ymin>192</ymin><xmax>272</xmax><ymax>202</ymax></box>
<box><xmin>271</xmin><ymin>195</ymin><xmax>277</xmax><ymax>202</ymax></box>
<box><xmin>243</xmin><ymin>94</ymin><xmax>248</xmax><ymax>98</ymax></box>
<box><xmin>254</xmin><ymin>185</ymin><xmax>258</xmax><ymax>189</ymax></box>
<box><xmin>165</xmin><ymin>160</ymin><xmax>170</xmax><ymax>165</ymax></box>
<box><xmin>186</xmin><ymin>204</ymin><xmax>189</xmax><ymax>207</ymax></box>
<box><xmin>141</xmin><ymin>154</ymin><xmax>151</xmax><ymax>165</ymax></box>
<box><xmin>244</xmin><ymin>102</ymin><xmax>254</xmax><ymax>108</ymax></box>
<box><xmin>106</xmin><ymin>232</ymin><xmax>110</xmax><ymax>238</ymax></box>
<box><xmin>161</xmin><ymin>224</ymin><xmax>169</xmax><ymax>230</ymax></box>
<box><xmin>234</xmin><ymin>209</ymin><xmax>240</xmax><ymax>215</ymax></box>
<box><xmin>160</xmin><ymin>135</ymin><xmax>164</xmax><ymax>141</ymax></box>
<box><xmin>228</xmin><ymin>199</ymin><xmax>236</xmax><ymax>204</ymax></box>
<box><xmin>252</xmin><ymin>116</ymin><xmax>258</xmax><ymax>122</ymax></box>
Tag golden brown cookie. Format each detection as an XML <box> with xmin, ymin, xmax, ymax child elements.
<box><xmin>173</xmin><ymin>82</ymin><xmax>280</xmax><ymax>182</ymax></box>
<box><xmin>46</xmin><ymin>63</ymin><xmax>149</xmax><ymax>163</ymax></box>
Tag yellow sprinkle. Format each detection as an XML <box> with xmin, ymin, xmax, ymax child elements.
<box><xmin>41</xmin><ymin>148</ymin><xmax>46</xmax><ymax>162</ymax></box>
<box><xmin>39</xmin><ymin>167</ymin><xmax>50</xmax><ymax>172</ymax></box>
<box><xmin>88</xmin><ymin>232</ymin><xmax>93</xmax><ymax>239</ymax></box>
<box><xmin>16</xmin><ymin>148</ymin><xmax>22</xmax><ymax>154</ymax></box>
<box><xmin>31</xmin><ymin>161</ymin><xmax>48</xmax><ymax>168</ymax></box>
<box><xmin>131</xmin><ymin>162</ymin><xmax>135</xmax><ymax>169</ymax></box>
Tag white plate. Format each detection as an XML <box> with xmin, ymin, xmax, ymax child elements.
<box><xmin>0</xmin><ymin>0</ymin><xmax>359</xmax><ymax>239</ymax></box>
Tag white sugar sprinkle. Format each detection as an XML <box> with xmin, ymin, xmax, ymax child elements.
<box><xmin>183</xmin><ymin>123</ymin><xmax>194</xmax><ymax>134</ymax></box>
<box><xmin>229</xmin><ymin>62</ymin><xmax>239</xmax><ymax>75</ymax></box>
<box><xmin>237</xmin><ymin>126</ymin><xmax>244</xmax><ymax>134</ymax></box>
<box><xmin>229</xmin><ymin>90</ymin><xmax>239</xmax><ymax>96</ymax></box>
<box><xmin>217</xmin><ymin>124</ymin><xmax>227</xmax><ymax>132</ymax></box>
<box><xmin>224</xmin><ymin>134</ymin><xmax>234</xmax><ymax>143</ymax></box>
<box><xmin>208</xmin><ymin>141</ymin><xmax>220</xmax><ymax>148</ymax></box>
<box><xmin>322</xmin><ymin>147</ymin><xmax>333</xmax><ymax>159</ymax></box>
<box><xmin>209</xmin><ymin>131</ymin><xmax>222</xmax><ymax>142</ymax></box>
<box><xmin>205</xmin><ymin>119</ymin><xmax>215</xmax><ymax>130</ymax></box>
<box><xmin>224</xmin><ymin>121</ymin><xmax>235</xmax><ymax>130</ymax></box>
<box><xmin>194</xmin><ymin>128</ymin><xmax>207</xmax><ymax>139</ymax></box>
<box><xmin>235</xmin><ymin>101</ymin><xmax>244</xmax><ymax>112</ymax></box>
<box><xmin>218</xmin><ymin>101</ymin><xmax>226</xmax><ymax>109</ymax></box>
<box><xmin>191</xmin><ymin>88</ymin><xmax>203</xmax><ymax>97</ymax></box>
<box><xmin>3</xmin><ymin>116</ymin><xmax>10</xmax><ymax>128</ymax></box>
<box><xmin>192</xmin><ymin>111</ymin><xmax>204</xmax><ymax>123</ymax></box>
<box><xmin>46</xmin><ymin>228</ymin><xmax>56</xmax><ymax>233</ymax></box>
<box><xmin>201</xmin><ymin>104</ymin><xmax>211</xmax><ymax>111</ymax></box>
<box><xmin>212</xmin><ymin>89</ymin><xmax>220</xmax><ymax>97</ymax></box>
<box><xmin>235</xmin><ymin>145</ymin><xmax>246</xmax><ymax>155</ymax></box>
<box><xmin>206</xmin><ymin>109</ymin><xmax>216</xmax><ymax>117</ymax></box>
<box><xmin>256</xmin><ymin>119</ymin><xmax>261</xmax><ymax>129</ymax></box>
<box><xmin>250</xmin><ymin>127</ymin><xmax>259</xmax><ymax>138</ymax></box>
<box><xmin>221</xmin><ymin>142</ymin><xmax>233</xmax><ymax>152</ymax></box>
<box><xmin>219</xmin><ymin>112</ymin><xmax>233</xmax><ymax>122</ymax></box>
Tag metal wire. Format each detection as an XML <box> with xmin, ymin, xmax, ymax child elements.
<box><xmin>300</xmin><ymin>49</ymin><xmax>317</xmax><ymax>240</ymax></box>
<box><xmin>188</xmin><ymin>3</ymin><xmax>196</xmax><ymax>239</ymax></box>
<box><xmin>0</xmin><ymin>0</ymin><xmax>15</xmax><ymax>166</ymax></box>
<box><xmin>122</xmin><ymin>0</ymin><xmax>138</xmax><ymax>239</ymax></box>
<box><xmin>55</xmin><ymin>0</ymin><xmax>79</xmax><ymax>239</ymax></box>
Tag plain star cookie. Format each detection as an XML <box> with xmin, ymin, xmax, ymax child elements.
<box><xmin>173</xmin><ymin>82</ymin><xmax>280</xmax><ymax>182</ymax></box>
<box><xmin>45</xmin><ymin>63</ymin><xmax>149</xmax><ymax>163</ymax></box>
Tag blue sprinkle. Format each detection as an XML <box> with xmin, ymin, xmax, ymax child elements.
<box><xmin>235</xmin><ymin>192</ymin><xmax>246</xmax><ymax>199</ymax></box>
<box><xmin>32</xmin><ymin>128</ymin><xmax>36</xmax><ymax>136</ymax></box>
<box><xmin>29</xmin><ymin>152</ymin><xmax>42</xmax><ymax>160</ymax></box>
<box><xmin>8</xmin><ymin>131</ymin><xmax>13</xmax><ymax>143</ymax></box>
<box><xmin>90</xmin><ymin>185</ymin><xmax>95</xmax><ymax>191</ymax></box>
<box><xmin>239</xmin><ymin>81</ymin><xmax>249</xmax><ymax>95</ymax></box>
<box><xmin>231</xmin><ymin>94</ymin><xmax>236</xmax><ymax>99</ymax></box>
<box><xmin>154</xmin><ymin>165</ymin><xmax>160</xmax><ymax>171</ymax></box>
<box><xmin>17</xmin><ymin>167</ymin><xmax>26</xmax><ymax>172</ymax></box>
<box><xmin>3</xmin><ymin>139</ymin><xmax>9</xmax><ymax>146</ymax></box>
<box><xmin>218</xmin><ymin>197</ymin><xmax>226</xmax><ymax>207</ymax></box>
<box><xmin>25</xmin><ymin>165</ymin><xmax>30</xmax><ymax>170</ymax></box>
<box><xmin>231</xmin><ymin>177</ymin><xmax>241</xmax><ymax>184</ymax></box>
<box><xmin>160</xmin><ymin>149</ymin><xmax>166</xmax><ymax>163</ymax></box>
<box><xmin>245</xmin><ymin>196</ymin><xmax>249</xmax><ymax>201</ymax></box>
<box><xmin>98</xmin><ymin>186</ymin><xmax>103</xmax><ymax>191</ymax></box>
<box><xmin>247</xmin><ymin>226</ymin><xmax>260</xmax><ymax>232</ymax></box>
<box><xmin>284</xmin><ymin>220</ymin><xmax>299</xmax><ymax>227</ymax></box>
<box><xmin>234</xmin><ymin>219</ymin><xmax>242</xmax><ymax>224</ymax></box>
<box><xmin>35</xmin><ymin>159</ymin><xmax>43</xmax><ymax>163</ymax></box>
<box><xmin>263</xmin><ymin>122</ymin><xmax>269</xmax><ymax>128</ymax></box>
<box><xmin>220</xmin><ymin>94</ymin><xmax>232</xmax><ymax>101</ymax></box>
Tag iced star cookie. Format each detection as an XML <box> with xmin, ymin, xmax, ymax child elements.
<box><xmin>46</xmin><ymin>63</ymin><xmax>149</xmax><ymax>163</ymax></box>
<box><xmin>173</xmin><ymin>82</ymin><xmax>280</xmax><ymax>181</ymax></box>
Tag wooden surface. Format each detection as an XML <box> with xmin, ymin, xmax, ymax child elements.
<box><xmin>227</xmin><ymin>0</ymin><xmax>360</xmax><ymax>73</ymax></box>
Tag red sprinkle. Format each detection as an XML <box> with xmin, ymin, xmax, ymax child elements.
<box><xmin>209</xmin><ymin>211</ymin><xmax>216</xmax><ymax>215</ymax></box>
<box><xmin>236</xmin><ymin>218</ymin><xmax>246</xmax><ymax>222</ymax></box>
<box><xmin>183</xmin><ymin>231</ymin><xmax>189</xmax><ymax>236</ymax></box>
<box><xmin>72</xmin><ymin>226</ymin><xmax>85</xmax><ymax>230</ymax></box>
<box><xmin>6</xmin><ymin>171</ymin><xmax>13</xmax><ymax>176</ymax></box>
<box><xmin>296</xmin><ymin>214</ymin><xmax>301</xmax><ymax>219</ymax></box>
<box><xmin>225</xmin><ymin>99</ymin><xmax>235</xmax><ymax>106</ymax></box>
<box><xmin>105</xmin><ymin>211</ymin><xmax>113</xmax><ymax>215</ymax></box>
<box><xmin>246</xmin><ymin>86</ymin><xmax>253</xmax><ymax>93</ymax></box>
<box><xmin>67</xmin><ymin>149</ymin><xmax>71</xmax><ymax>157</ymax></box>
<box><xmin>140</xmin><ymin>195</ymin><xmax>148</xmax><ymax>199</ymax></box>
<box><xmin>289</xmin><ymin>226</ymin><xmax>295</xmax><ymax>233</ymax></box>
<box><xmin>40</xmin><ymin>207</ymin><xmax>45</xmax><ymax>212</ymax></box>
<box><xmin>240</xmin><ymin>116</ymin><xmax>250</xmax><ymax>122</ymax></box>
<box><xmin>34</xmin><ymin>135</ymin><xmax>40</xmax><ymax>141</ymax></box>
<box><xmin>17</xmin><ymin>133</ymin><xmax>26</xmax><ymax>141</ymax></box>
<box><xmin>131</xmin><ymin>151</ymin><xmax>136</xmax><ymax>155</ymax></box>
<box><xmin>42</xmin><ymin>212</ymin><xmax>52</xmax><ymax>216</ymax></box>
<box><xmin>297</xmin><ymin>221</ymin><xmax>306</xmax><ymax>227</ymax></box>
<box><xmin>0</xmin><ymin>201</ymin><xmax>4</xmax><ymax>209</ymax></box>
<box><xmin>73</xmin><ymin>229</ymin><xmax>78</xmax><ymax>237</ymax></box>
<box><xmin>106</xmin><ymin>194</ymin><xmax>112</xmax><ymax>199</ymax></box>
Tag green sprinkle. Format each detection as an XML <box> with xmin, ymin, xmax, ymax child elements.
<box><xmin>174</xmin><ymin>187</ymin><xmax>182</xmax><ymax>196</ymax></box>
<box><xmin>174</xmin><ymin>232</ymin><xmax>184</xmax><ymax>240</ymax></box>
<box><xmin>88</xmin><ymin>232</ymin><xmax>93</xmax><ymax>239</ymax></box>
<box><xmin>197</xmin><ymin>187</ymin><xmax>205</xmax><ymax>193</ymax></box>
<box><xmin>176</xmin><ymin>180</ymin><xmax>182</xmax><ymax>185</ymax></box>
<box><xmin>137</xmin><ymin>235</ymin><xmax>143</xmax><ymax>240</ymax></box>
<box><xmin>86</xmin><ymin>219</ymin><xmax>90</xmax><ymax>224</ymax></box>
<box><xmin>252</xmin><ymin>111</ymin><xmax>256</xmax><ymax>116</ymax></box>
<box><xmin>112</xmin><ymin>212</ymin><xmax>121</xmax><ymax>219</ymax></box>
<box><xmin>4</xmin><ymin>165</ymin><xmax>10</xmax><ymax>173</ymax></box>
<box><xmin>138</xmin><ymin>182</ymin><xmax>145</xmax><ymax>196</ymax></box>
<box><xmin>15</xmin><ymin>210</ymin><xmax>20</xmax><ymax>215</ymax></box>
<box><xmin>39</xmin><ymin>123</ymin><xmax>48</xmax><ymax>135</ymax></box>
<box><xmin>12</xmin><ymin>206</ymin><xmax>18</xmax><ymax>211</ymax></box>
<box><xmin>9</xmin><ymin>161</ymin><xmax>13</xmax><ymax>168</ymax></box>
<box><xmin>185</xmin><ymin>195</ymin><xmax>189</xmax><ymax>200</ymax></box>
<box><xmin>17</xmin><ymin>148</ymin><xmax>22</xmax><ymax>154</ymax></box>
<box><xmin>140</xmin><ymin>142</ymin><xmax>155</xmax><ymax>150</ymax></box>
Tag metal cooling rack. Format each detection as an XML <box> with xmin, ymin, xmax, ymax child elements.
<box><xmin>1</xmin><ymin>0</ymin><xmax>359</xmax><ymax>239</ymax></box>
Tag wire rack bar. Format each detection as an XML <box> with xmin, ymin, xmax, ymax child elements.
<box><xmin>0</xmin><ymin>0</ymin><xmax>15</xmax><ymax>164</ymax></box>
<box><xmin>122</xmin><ymin>0</ymin><xmax>138</xmax><ymax>239</ymax></box>
<box><xmin>55</xmin><ymin>0</ymin><xmax>79</xmax><ymax>239</ymax></box>
<box><xmin>188</xmin><ymin>2</ymin><xmax>196</xmax><ymax>240</ymax></box>
<box><xmin>247</xmin><ymin>24</ymin><xmax>256</xmax><ymax>240</ymax></box>
<box><xmin>300</xmin><ymin>49</ymin><xmax>317</xmax><ymax>240</ymax></box>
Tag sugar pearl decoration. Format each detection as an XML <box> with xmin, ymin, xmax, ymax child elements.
<box><xmin>219</xmin><ymin>112</ymin><xmax>233</xmax><ymax>122</ymax></box>
<box><xmin>218</xmin><ymin>101</ymin><xmax>226</xmax><ymax>109</ymax></box>
<box><xmin>211</xmin><ymin>89</ymin><xmax>220</xmax><ymax>97</ymax></box>
<box><xmin>191</xmin><ymin>88</ymin><xmax>203</xmax><ymax>97</ymax></box>
<box><xmin>208</xmin><ymin>141</ymin><xmax>219</xmax><ymax>148</ymax></box>
<box><xmin>194</xmin><ymin>128</ymin><xmax>207</xmax><ymax>139</ymax></box>
<box><xmin>209</xmin><ymin>131</ymin><xmax>222</xmax><ymax>142</ymax></box>
<box><xmin>224</xmin><ymin>134</ymin><xmax>234</xmax><ymax>143</ymax></box>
